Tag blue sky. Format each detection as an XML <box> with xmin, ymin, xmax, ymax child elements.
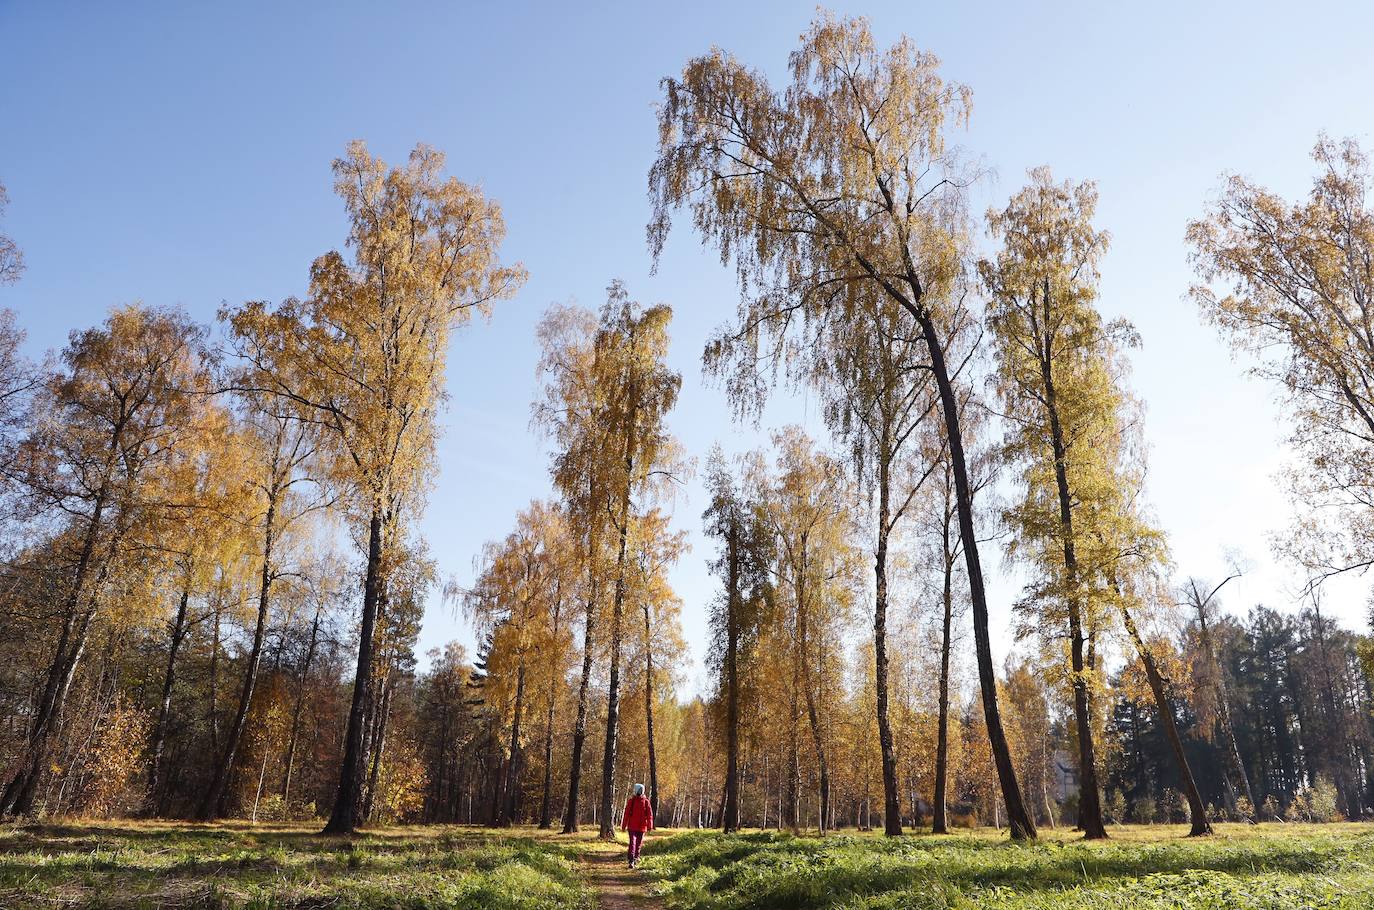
<box><xmin>3</xmin><ymin>1</ymin><xmax>1373</xmax><ymax>690</ymax></box>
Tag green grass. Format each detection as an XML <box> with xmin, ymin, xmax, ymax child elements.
<box><xmin>637</xmin><ymin>823</ymin><xmax>1374</xmax><ymax>909</ymax></box>
<box><xmin>8</xmin><ymin>821</ymin><xmax>1372</xmax><ymax>909</ymax></box>
<box><xmin>0</xmin><ymin>821</ymin><xmax>595</xmax><ymax>909</ymax></box>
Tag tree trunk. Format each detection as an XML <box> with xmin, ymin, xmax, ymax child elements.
<box><xmin>803</xmin><ymin>683</ymin><xmax>829</xmax><ymax>835</ymax></box>
<box><xmin>786</xmin><ymin>677</ymin><xmax>800</xmax><ymax>830</ymax></box>
<box><xmin>499</xmin><ymin>663</ymin><xmax>526</xmax><ymax>827</ymax></box>
<box><xmin>873</xmin><ymin>454</ymin><xmax>903</xmax><ymax>835</ymax></box>
<box><xmin>208</xmin><ymin>600</ymin><xmax>221</xmax><ymax>756</ymax></box>
<box><xmin>1197</xmin><ymin>603</ymin><xmax>1256</xmax><ymax>811</ymax></box>
<box><xmin>796</xmin><ymin>550</ymin><xmax>829</xmax><ymax>834</ymax></box>
<box><xmin>538</xmin><ymin>591</ymin><xmax>563</xmax><ymax>829</ymax></box>
<box><xmin>1119</xmin><ymin>599</ymin><xmax>1212</xmax><ymax>835</ymax></box>
<box><xmin>149</xmin><ymin>588</ymin><xmax>190</xmax><ymax>815</ymax></box>
<box><xmin>1036</xmin><ymin>320</ymin><xmax>1107</xmax><ymax>841</ymax></box>
<box><xmin>324</xmin><ymin>505</ymin><xmax>384</xmax><ymax>835</ymax></box>
<box><xmin>0</xmin><ymin>606</ymin><xmax>96</xmax><ymax>816</ymax></box>
<box><xmin>1042</xmin><ymin>760</ymin><xmax>1057</xmax><ymax>828</ymax></box>
<box><xmin>597</xmin><ymin>496</ymin><xmax>629</xmax><ymax>839</ymax></box>
<box><xmin>907</xmin><ymin>303</ymin><xmax>1037</xmax><ymax>840</ymax></box>
<box><xmin>363</xmin><ymin>674</ymin><xmax>395</xmax><ymax>823</ymax></box>
<box><xmin>281</xmin><ymin>601</ymin><xmax>323</xmax><ymax>804</ymax></box>
<box><xmin>932</xmin><ymin>495</ymin><xmax>956</xmax><ymax>834</ymax></box>
<box><xmin>0</xmin><ymin>486</ymin><xmax>109</xmax><ymax>817</ymax></box>
<box><xmin>723</xmin><ymin>523</ymin><xmax>741</xmax><ymax>833</ymax></box>
<box><xmin>561</xmin><ymin>551</ymin><xmax>597</xmax><ymax>833</ymax></box>
<box><xmin>598</xmin><ymin>399</ymin><xmax>637</xmax><ymax>840</ymax></box>
<box><xmin>201</xmin><ymin>499</ymin><xmax>277</xmax><ymax>820</ymax></box>
<box><xmin>643</xmin><ymin>602</ymin><xmax>660</xmax><ymax>823</ymax></box>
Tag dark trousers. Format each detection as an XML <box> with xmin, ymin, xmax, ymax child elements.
<box><xmin>628</xmin><ymin>829</ymin><xmax>645</xmax><ymax>863</ymax></box>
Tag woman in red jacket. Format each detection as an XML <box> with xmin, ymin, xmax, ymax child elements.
<box><xmin>622</xmin><ymin>783</ymin><xmax>654</xmax><ymax>868</ymax></box>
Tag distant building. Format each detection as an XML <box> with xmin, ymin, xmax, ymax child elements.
<box><xmin>1051</xmin><ymin>749</ymin><xmax>1077</xmax><ymax>802</ymax></box>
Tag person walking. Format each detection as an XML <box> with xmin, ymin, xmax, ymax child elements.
<box><xmin>622</xmin><ymin>782</ymin><xmax>654</xmax><ymax>868</ymax></box>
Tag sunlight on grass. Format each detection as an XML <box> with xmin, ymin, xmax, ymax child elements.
<box><xmin>4</xmin><ymin>821</ymin><xmax>1371</xmax><ymax>909</ymax></box>
<box><xmin>0</xmin><ymin>821</ymin><xmax>596</xmax><ymax>909</ymax></box>
<box><xmin>638</xmin><ymin>823</ymin><xmax>1374</xmax><ymax>910</ymax></box>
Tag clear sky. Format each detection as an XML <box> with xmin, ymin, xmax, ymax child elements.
<box><xmin>4</xmin><ymin>1</ymin><xmax>1373</xmax><ymax>691</ymax></box>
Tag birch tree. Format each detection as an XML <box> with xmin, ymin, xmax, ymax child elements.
<box><xmin>535</xmin><ymin>303</ymin><xmax>607</xmax><ymax>834</ymax></box>
<box><xmin>534</xmin><ymin>288</ymin><xmax>683</xmax><ymax>835</ymax></box>
<box><xmin>979</xmin><ymin>169</ymin><xmax>1118</xmax><ymax>838</ymax></box>
<box><xmin>703</xmin><ymin>448</ymin><xmax>773</xmax><ymax>833</ymax></box>
<box><xmin>1189</xmin><ymin>137</ymin><xmax>1374</xmax><ymax>589</ymax></box>
<box><xmin>0</xmin><ymin>306</ymin><xmax>210</xmax><ymax>816</ymax></box>
<box><xmin>225</xmin><ymin>141</ymin><xmax>524</xmax><ymax>833</ymax></box>
<box><xmin>648</xmin><ymin>11</ymin><xmax>1037</xmax><ymax>837</ymax></box>
<box><xmin>760</xmin><ymin>427</ymin><xmax>859</xmax><ymax>835</ymax></box>
<box><xmin>146</xmin><ymin>405</ymin><xmax>251</xmax><ymax>811</ymax></box>
<box><xmin>814</xmin><ymin>281</ymin><xmax>949</xmax><ymax>834</ymax></box>
<box><xmin>198</xmin><ymin>410</ymin><xmax>327</xmax><ymax>819</ymax></box>
<box><xmin>591</xmin><ymin>286</ymin><xmax>682</xmax><ymax>840</ymax></box>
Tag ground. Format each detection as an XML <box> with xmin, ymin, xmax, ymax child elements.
<box><xmin>1</xmin><ymin>821</ymin><xmax>1371</xmax><ymax>909</ymax></box>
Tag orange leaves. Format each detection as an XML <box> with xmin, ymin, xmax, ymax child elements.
<box><xmin>225</xmin><ymin>140</ymin><xmax>524</xmax><ymax>548</ymax></box>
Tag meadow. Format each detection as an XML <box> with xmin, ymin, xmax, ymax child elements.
<box><xmin>0</xmin><ymin>822</ymin><xmax>596</xmax><ymax>910</ymax></box>
<box><xmin>639</xmin><ymin>824</ymin><xmax>1374</xmax><ymax>910</ymax></box>
<box><xmin>2</xmin><ymin>822</ymin><xmax>1373</xmax><ymax>909</ymax></box>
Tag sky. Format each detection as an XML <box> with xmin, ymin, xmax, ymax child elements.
<box><xmin>3</xmin><ymin>0</ymin><xmax>1374</xmax><ymax>693</ymax></box>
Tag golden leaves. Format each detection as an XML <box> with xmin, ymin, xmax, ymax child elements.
<box><xmin>226</xmin><ymin>141</ymin><xmax>525</xmax><ymax>534</ymax></box>
<box><xmin>1189</xmin><ymin>136</ymin><xmax>1374</xmax><ymax>581</ymax></box>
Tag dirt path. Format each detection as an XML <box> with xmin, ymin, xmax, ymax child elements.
<box><xmin>582</xmin><ymin>847</ymin><xmax>662</xmax><ymax>909</ymax></box>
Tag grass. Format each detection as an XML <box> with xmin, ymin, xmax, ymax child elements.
<box><xmin>0</xmin><ymin>820</ymin><xmax>596</xmax><ymax>909</ymax></box>
<box><xmin>5</xmin><ymin>820</ymin><xmax>1372</xmax><ymax>909</ymax></box>
<box><xmin>637</xmin><ymin>823</ymin><xmax>1374</xmax><ymax>909</ymax></box>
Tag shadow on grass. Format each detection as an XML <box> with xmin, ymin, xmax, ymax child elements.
<box><xmin>639</xmin><ymin>829</ymin><xmax>1374</xmax><ymax>910</ymax></box>
<box><xmin>0</xmin><ymin>825</ymin><xmax>595</xmax><ymax>910</ymax></box>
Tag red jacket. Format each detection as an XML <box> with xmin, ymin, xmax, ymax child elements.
<box><xmin>623</xmin><ymin>794</ymin><xmax>654</xmax><ymax>832</ymax></box>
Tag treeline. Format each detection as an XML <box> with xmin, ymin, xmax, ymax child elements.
<box><xmin>0</xmin><ymin>144</ymin><xmax>525</xmax><ymax>832</ymax></box>
<box><xmin>1110</xmin><ymin>603</ymin><xmax>1374</xmax><ymax>824</ymax></box>
<box><xmin>3</xmin><ymin>9</ymin><xmax>1374</xmax><ymax>841</ymax></box>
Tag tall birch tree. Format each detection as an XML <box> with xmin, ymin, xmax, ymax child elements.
<box><xmin>648</xmin><ymin>11</ymin><xmax>1037</xmax><ymax>837</ymax></box>
<box><xmin>225</xmin><ymin>141</ymin><xmax>524</xmax><ymax>834</ymax></box>
<box><xmin>979</xmin><ymin>169</ymin><xmax>1118</xmax><ymax>838</ymax></box>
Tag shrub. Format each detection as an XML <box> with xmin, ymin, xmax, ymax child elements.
<box><xmin>250</xmin><ymin>794</ymin><xmax>318</xmax><ymax>822</ymax></box>
<box><xmin>1287</xmin><ymin>778</ymin><xmax>1342</xmax><ymax>823</ymax></box>
<box><xmin>372</xmin><ymin>737</ymin><xmax>428</xmax><ymax>823</ymax></box>
<box><xmin>950</xmin><ymin>810</ymin><xmax>978</xmax><ymax>829</ymax></box>
<box><xmin>68</xmin><ymin>697</ymin><xmax>151</xmax><ymax>818</ymax></box>
<box><xmin>1161</xmin><ymin>789</ymin><xmax>1184</xmax><ymax>823</ymax></box>
<box><xmin>1132</xmin><ymin>796</ymin><xmax>1157</xmax><ymax>824</ymax></box>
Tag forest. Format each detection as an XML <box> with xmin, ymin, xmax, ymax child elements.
<box><xmin>3</xmin><ymin>7</ymin><xmax>1374</xmax><ymax>910</ymax></box>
